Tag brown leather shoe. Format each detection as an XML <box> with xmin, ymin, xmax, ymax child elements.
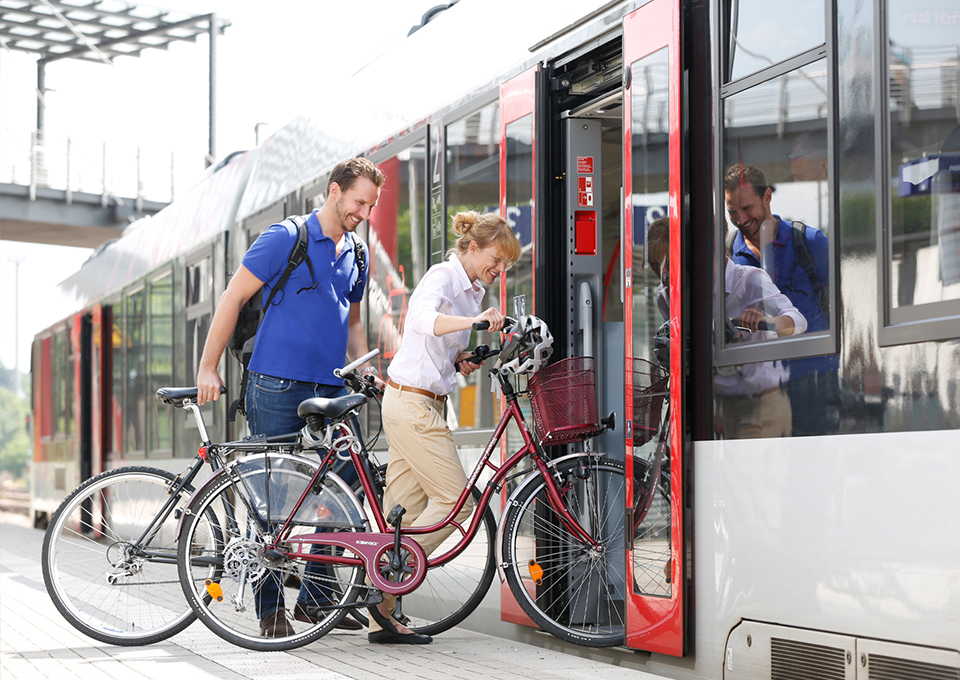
<box><xmin>259</xmin><ymin>608</ymin><xmax>294</xmax><ymax>637</ymax></box>
<box><xmin>293</xmin><ymin>601</ymin><xmax>363</xmax><ymax>631</ymax></box>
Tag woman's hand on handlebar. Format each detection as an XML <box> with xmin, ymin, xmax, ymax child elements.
<box><xmin>738</xmin><ymin>308</ymin><xmax>792</xmax><ymax>335</ymax></box>
<box><xmin>472</xmin><ymin>307</ymin><xmax>506</xmax><ymax>333</ymax></box>
<box><xmin>455</xmin><ymin>351</ymin><xmax>482</xmax><ymax>376</ymax></box>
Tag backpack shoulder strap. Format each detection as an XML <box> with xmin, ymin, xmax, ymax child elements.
<box><xmin>353</xmin><ymin>235</ymin><xmax>367</xmax><ymax>275</ymax></box>
<box><xmin>262</xmin><ymin>215</ymin><xmax>312</xmax><ymax>309</ymax></box>
<box><xmin>725</xmin><ymin>229</ymin><xmax>737</xmax><ymax>257</ymax></box>
<box><xmin>790</xmin><ymin>221</ymin><xmax>830</xmax><ymax>318</ymax></box>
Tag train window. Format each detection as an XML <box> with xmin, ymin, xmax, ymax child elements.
<box><xmin>445</xmin><ymin>102</ymin><xmax>501</xmax><ymax>432</ymax></box>
<box><xmin>148</xmin><ymin>272</ymin><xmax>173</xmax><ymax>455</ymax></box>
<box><xmin>720</xmin><ymin>61</ymin><xmax>831</xmax><ymax>346</ymax></box>
<box><xmin>52</xmin><ymin>329</ymin><xmax>74</xmax><ymax>437</ymax></box>
<box><xmin>110</xmin><ymin>300</ymin><xmax>123</xmax><ymax>456</ymax></box>
<box><xmin>630</xmin><ymin>46</ymin><xmax>671</xmax><ymax>366</ymax></box>
<box><xmin>367</xmin><ymin>142</ymin><xmax>428</xmax><ymax>438</ymax></box>
<box><xmin>724</xmin><ymin>0</ymin><xmax>825</xmax><ymax>83</ymax></box>
<box><xmin>628</xmin><ymin>44</ymin><xmax>674</xmax><ymax>598</ymax></box>
<box><xmin>881</xmin><ymin>0</ymin><xmax>960</xmax><ymax>343</ymax></box>
<box><xmin>185</xmin><ymin>257</ymin><xmax>211</xmax><ymax>307</ymax></box>
<box><xmin>718</xmin><ymin>60</ymin><xmax>841</xmax><ymax>438</ymax></box>
<box><xmin>125</xmin><ymin>287</ymin><xmax>147</xmax><ymax>454</ymax></box>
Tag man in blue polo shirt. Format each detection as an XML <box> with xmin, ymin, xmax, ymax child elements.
<box><xmin>724</xmin><ymin>163</ymin><xmax>840</xmax><ymax>436</ymax></box>
<box><xmin>196</xmin><ymin>157</ymin><xmax>385</xmax><ymax>636</ymax></box>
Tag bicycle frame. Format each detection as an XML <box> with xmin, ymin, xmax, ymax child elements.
<box><xmin>265</xmin><ymin>367</ymin><xmax>605</xmax><ymax>595</ymax></box>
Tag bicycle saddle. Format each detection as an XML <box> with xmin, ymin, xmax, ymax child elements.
<box><xmin>297</xmin><ymin>393</ymin><xmax>368</xmax><ymax>420</ymax></box>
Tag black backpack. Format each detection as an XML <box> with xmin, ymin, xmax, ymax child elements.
<box><xmin>226</xmin><ymin>215</ymin><xmax>368</xmax><ymax>422</ymax></box>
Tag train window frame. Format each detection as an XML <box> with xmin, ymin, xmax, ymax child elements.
<box><xmin>713</xmin><ymin>0</ymin><xmax>840</xmax><ymax>368</ymax></box>
<box><xmin>874</xmin><ymin>0</ymin><xmax>960</xmax><ymax>347</ymax></box>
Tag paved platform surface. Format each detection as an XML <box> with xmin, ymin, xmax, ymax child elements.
<box><xmin>0</xmin><ymin>514</ymin><xmax>662</xmax><ymax>680</ymax></box>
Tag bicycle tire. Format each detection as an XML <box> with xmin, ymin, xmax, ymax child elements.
<box><xmin>391</xmin><ymin>486</ymin><xmax>497</xmax><ymax>636</ymax></box>
<box><xmin>41</xmin><ymin>466</ymin><xmax>219</xmax><ymax>645</ymax></box>
<box><xmin>500</xmin><ymin>457</ymin><xmax>627</xmax><ymax>647</ymax></box>
<box><xmin>632</xmin><ymin>456</ymin><xmax>672</xmax><ymax>598</ymax></box>
<box><xmin>178</xmin><ymin>454</ymin><xmax>368</xmax><ymax>651</ymax></box>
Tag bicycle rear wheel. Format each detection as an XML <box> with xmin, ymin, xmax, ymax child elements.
<box><xmin>500</xmin><ymin>457</ymin><xmax>627</xmax><ymax>647</ymax></box>
<box><xmin>178</xmin><ymin>454</ymin><xmax>368</xmax><ymax>651</ymax></box>
<box><xmin>41</xmin><ymin>466</ymin><xmax>218</xmax><ymax>645</ymax></box>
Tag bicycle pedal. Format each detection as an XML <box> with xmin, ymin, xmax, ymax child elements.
<box><xmin>386</xmin><ymin>504</ymin><xmax>406</xmax><ymax>527</ymax></box>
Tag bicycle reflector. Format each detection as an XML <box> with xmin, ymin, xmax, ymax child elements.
<box><xmin>198</xmin><ymin>445</ymin><xmax>207</xmax><ymax>461</ymax></box>
<box><xmin>205</xmin><ymin>579</ymin><xmax>224</xmax><ymax>602</ymax></box>
<box><xmin>528</xmin><ymin>559</ymin><xmax>544</xmax><ymax>585</ymax></box>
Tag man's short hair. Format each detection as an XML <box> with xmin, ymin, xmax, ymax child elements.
<box><xmin>327</xmin><ymin>157</ymin><xmax>386</xmax><ymax>194</ymax></box>
<box><xmin>723</xmin><ymin>164</ymin><xmax>768</xmax><ymax>198</ymax></box>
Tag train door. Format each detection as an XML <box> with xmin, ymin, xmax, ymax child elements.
<box><xmin>622</xmin><ymin>0</ymin><xmax>685</xmax><ymax>656</ymax></box>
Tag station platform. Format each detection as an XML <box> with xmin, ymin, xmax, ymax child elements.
<box><xmin>0</xmin><ymin>515</ymin><xmax>663</xmax><ymax>680</ymax></box>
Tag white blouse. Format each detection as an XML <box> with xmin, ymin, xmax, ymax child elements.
<box><xmin>714</xmin><ymin>259</ymin><xmax>808</xmax><ymax>397</ymax></box>
<box><xmin>387</xmin><ymin>255</ymin><xmax>486</xmax><ymax>396</ymax></box>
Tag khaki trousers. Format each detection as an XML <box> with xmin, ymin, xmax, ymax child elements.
<box><xmin>369</xmin><ymin>385</ymin><xmax>474</xmax><ymax>632</ymax></box>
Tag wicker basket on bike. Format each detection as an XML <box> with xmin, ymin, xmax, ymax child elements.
<box><xmin>500</xmin><ymin>315</ymin><xmax>602</xmax><ymax>447</ymax></box>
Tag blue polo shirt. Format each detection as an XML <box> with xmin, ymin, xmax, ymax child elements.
<box><xmin>242</xmin><ymin>210</ymin><xmax>367</xmax><ymax>385</ymax></box>
<box><xmin>730</xmin><ymin>215</ymin><xmax>838</xmax><ymax>379</ymax></box>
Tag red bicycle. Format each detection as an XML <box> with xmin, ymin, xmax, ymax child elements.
<box><xmin>177</xmin><ymin>316</ymin><xmax>631</xmax><ymax>650</ymax></box>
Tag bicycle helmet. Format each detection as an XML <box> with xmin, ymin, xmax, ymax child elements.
<box><xmin>500</xmin><ymin>315</ymin><xmax>554</xmax><ymax>374</ymax></box>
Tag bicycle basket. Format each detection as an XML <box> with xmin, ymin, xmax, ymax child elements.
<box><xmin>632</xmin><ymin>358</ymin><xmax>668</xmax><ymax>447</ymax></box>
<box><xmin>528</xmin><ymin>357</ymin><xmax>601</xmax><ymax>446</ymax></box>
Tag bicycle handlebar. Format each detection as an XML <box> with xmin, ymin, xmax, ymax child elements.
<box><xmin>336</xmin><ymin>347</ymin><xmax>380</xmax><ymax>378</ymax></box>
<box><xmin>472</xmin><ymin>316</ymin><xmax>517</xmax><ymax>332</ymax></box>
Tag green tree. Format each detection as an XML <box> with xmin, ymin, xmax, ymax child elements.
<box><xmin>0</xmin><ymin>387</ymin><xmax>30</xmax><ymax>479</ymax></box>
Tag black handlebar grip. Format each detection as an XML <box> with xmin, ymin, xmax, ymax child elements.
<box><xmin>757</xmin><ymin>321</ymin><xmax>776</xmax><ymax>331</ymax></box>
<box><xmin>472</xmin><ymin>320</ymin><xmax>490</xmax><ymax>331</ymax></box>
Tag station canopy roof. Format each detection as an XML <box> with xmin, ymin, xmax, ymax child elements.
<box><xmin>0</xmin><ymin>0</ymin><xmax>226</xmax><ymax>64</ymax></box>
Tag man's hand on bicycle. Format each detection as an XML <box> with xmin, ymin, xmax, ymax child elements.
<box><xmin>196</xmin><ymin>365</ymin><xmax>224</xmax><ymax>406</ymax></box>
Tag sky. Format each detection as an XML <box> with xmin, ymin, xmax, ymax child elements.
<box><xmin>0</xmin><ymin>0</ymin><xmax>438</xmax><ymax>375</ymax></box>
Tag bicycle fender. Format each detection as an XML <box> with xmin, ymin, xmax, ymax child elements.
<box><xmin>494</xmin><ymin>452</ymin><xmax>609</xmax><ymax>584</ymax></box>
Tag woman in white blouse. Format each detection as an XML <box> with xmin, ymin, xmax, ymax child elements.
<box><xmin>369</xmin><ymin>211</ymin><xmax>522</xmax><ymax>645</ymax></box>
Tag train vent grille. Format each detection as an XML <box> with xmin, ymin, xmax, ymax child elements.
<box><xmin>771</xmin><ymin>637</ymin><xmax>846</xmax><ymax>680</ymax></box>
<box><xmin>869</xmin><ymin>654</ymin><xmax>960</xmax><ymax>680</ymax></box>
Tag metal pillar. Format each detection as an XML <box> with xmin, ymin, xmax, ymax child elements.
<box><xmin>207</xmin><ymin>13</ymin><xmax>217</xmax><ymax>167</ymax></box>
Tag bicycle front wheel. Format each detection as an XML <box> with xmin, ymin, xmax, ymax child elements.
<box><xmin>501</xmin><ymin>457</ymin><xmax>627</xmax><ymax>647</ymax></box>
<box><xmin>178</xmin><ymin>454</ymin><xmax>368</xmax><ymax>651</ymax></box>
<box><xmin>41</xmin><ymin>466</ymin><xmax>216</xmax><ymax>645</ymax></box>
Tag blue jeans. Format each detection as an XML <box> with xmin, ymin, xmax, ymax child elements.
<box><xmin>246</xmin><ymin>372</ymin><xmax>359</xmax><ymax>619</ymax></box>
